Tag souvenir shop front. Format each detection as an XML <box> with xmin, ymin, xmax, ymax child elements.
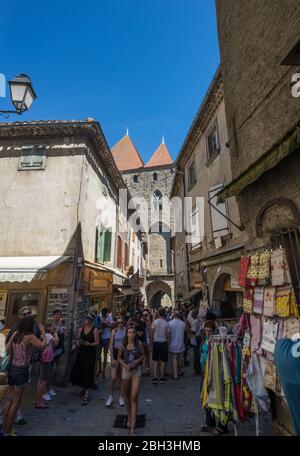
<box><xmin>201</xmin><ymin>246</ymin><xmax>300</xmax><ymax>436</ymax></box>
<box><xmin>237</xmin><ymin>246</ymin><xmax>300</xmax><ymax>435</ymax></box>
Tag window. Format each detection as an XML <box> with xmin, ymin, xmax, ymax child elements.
<box><xmin>153</xmin><ymin>190</ymin><xmax>162</xmax><ymax>210</ymax></box>
<box><xmin>133</xmin><ymin>175</ymin><xmax>138</xmax><ymax>183</ymax></box>
<box><xmin>117</xmin><ymin>236</ymin><xmax>123</xmax><ymax>269</ymax></box>
<box><xmin>19</xmin><ymin>146</ymin><xmax>46</xmax><ymax>170</ymax></box>
<box><xmin>208</xmin><ymin>183</ymin><xmax>229</xmax><ymax>240</ymax></box>
<box><xmin>10</xmin><ymin>292</ymin><xmax>39</xmax><ymax>317</ymax></box>
<box><xmin>153</xmin><ymin>172</ymin><xmax>158</xmax><ymax>181</ymax></box>
<box><xmin>207</xmin><ymin>124</ymin><xmax>220</xmax><ymax>161</ymax></box>
<box><xmin>188</xmin><ymin>161</ymin><xmax>196</xmax><ymax>189</ymax></box>
<box><xmin>96</xmin><ymin>227</ymin><xmax>112</xmax><ymax>262</ymax></box>
<box><xmin>190</xmin><ymin>206</ymin><xmax>203</xmax><ymax>249</ymax></box>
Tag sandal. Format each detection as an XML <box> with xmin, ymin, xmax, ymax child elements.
<box><xmin>81</xmin><ymin>397</ymin><xmax>89</xmax><ymax>406</ymax></box>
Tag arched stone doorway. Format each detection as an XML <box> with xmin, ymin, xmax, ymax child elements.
<box><xmin>211</xmin><ymin>272</ymin><xmax>243</xmax><ymax>318</ymax></box>
<box><xmin>146</xmin><ymin>281</ymin><xmax>172</xmax><ymax>309</ymax></box>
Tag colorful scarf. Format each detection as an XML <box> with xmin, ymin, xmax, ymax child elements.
<box><xmin>263</xmin><ymin>287</ymin><xmax>275</xmax><ymax>317</ymax></box>
<box><xmin>275</xmin><ymin>285</ymin><xmax>299</xmax><ymax>318</ymax></box>
<box><xmin>250</xmin><ymin>314</ymin><xmax>261</xmax><ymax>354</ymax></box>
<box><xmin>271</xmin><ymin>249</ymin><xmax>291</xmax><ymax>286</ymax></box>
<box><xmin>243</xmin><ymin>287</ymin><xmax>254</xmax><ymax>314</ymax></box>
<box><xmin>283</xmin><ymin>317</ymin><xmax>300</xmax><ymax>339</ymax></box>
<box><xmin>246</xmin><ymin>253</ymin><xmax>260</xmax><ymax>287</ymax></box>
<box><xmin>253</xmin><ymin>287</ymin><xmax>264</xmax><ymax>314</ymax></box>
<box><xmin>258</xmin><ymin>250</ymin><xmax>271</xmax><ymax>286</ymax></box>
<box><xmin>238</xmin><ymin>255</ymin><xmax>250</xmax><ymax>287</ymax></box>
<box><xmin>261</xmin><ymin>320</ymin><xmax>279</xmax><ymax>353</ymax></box>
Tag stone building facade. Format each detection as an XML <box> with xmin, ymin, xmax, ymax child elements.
<box><xmin>112</xmin><ymin>134</ymin><xmax>175</xmax><ymax>308</ymax></box>
<box><xmin>215</xmin><ymin>0</ymin><xmax>300</xmax><ymax>435</ymax></box>
<box><xmin>172</xmin><ymin>66</ymin><xmax>247</xmax><ymax>319</ymax></box>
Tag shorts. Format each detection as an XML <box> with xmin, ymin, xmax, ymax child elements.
<box><xmin>169</xmin><ymin>352</ymin><xmax>184</xmax><ymax>362</ymax></box>
<box><xmin>100</xmin><ymin>338</ymin><xmax>110</xmax><ymax>352</ymax></box>
<box><xmin>7</xmin><ymin>365</ymin><xmax>30</xmax><ymax>388</ymax></box>
<box><xmin>40</xmin><ymin>362</ymin><xmax>52</xmax><ymax>383</ymax></box>
<box><xmin>113</xmin><ymin>347</ymin><xmax>119</xmax><ymax>361</ymax></box>
<box><xmin>152</xmin><ymin>341</ymin><xmax>168</xmax><ymax>363</ymax></box>
<box><xmin>122</xmin><ymin>365</ymin><xmax>142</xmax><ymax>380</ymax></box>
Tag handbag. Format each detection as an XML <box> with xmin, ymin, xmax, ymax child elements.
<box><xmin>41</xmin><ymin>344</ymin><xmax>54</xmax><ymax>363</ymax></box>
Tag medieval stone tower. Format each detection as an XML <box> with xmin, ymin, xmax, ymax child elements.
<box><xmin>112</xmin><ymin>133</ymin><xmax>175</xmax><ymax>308</ymax></box>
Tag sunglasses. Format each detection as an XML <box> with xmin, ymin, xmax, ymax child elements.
<box><xmin>22</xmin><ymin>311</ymin><xmax>32</xmax><ymax>316</ymax></box>
<box><xmin>117</xmin><ymin>321</ymin><xmax>124</xmax><ymax>325</ymax></box>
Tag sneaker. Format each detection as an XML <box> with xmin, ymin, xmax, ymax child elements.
<box><xmin>48</xmin><ymin>389</ymin><xmax>57</xmax><ymax>396</ymax></box>
<box><xmin>9</xmin><ymin>430</ymin><xmax>19</xmax><ymax>436</ymax></box>
<box><xmin>159</xmin><ymin>377</ymin><xmax>166</xmax><ymax>383</ymax></box>
<box><xmin>42</xmin><ymin>393</ymin><xmax>52</xmax><ymax>402</ymax></box>
<box><xmin>105</xmin><ymin>395</ymin><xmax>113</xmax><ymax>407</ymax></box>
<box><xmin>152</xmin><ymin>378</ymin><xmax>158</xmax><ymax>385</ymax></box>
<box><xmin>119</xmin><ymin>396</ymin><xmax>125</xmax><ymax>407</ymax></box>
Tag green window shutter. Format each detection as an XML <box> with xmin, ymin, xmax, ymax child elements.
<box><xmin>20</xmin><ymin>149</ymin><xmax>31</xmax><ymax>167</ymax></box>
<box><xmin>103</xmin><ymin>231</ymin><xmax>112</xmax><ymax>262</ymax></box>
<box><xmin>32</xmin><ymin>148</ymin><xmax>45</xmax><ymax>166</ymax></box>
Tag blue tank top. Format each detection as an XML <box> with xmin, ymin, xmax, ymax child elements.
<box><xmin>114</xmin><ymin>328</ymin><xmax>126</xmax><ymax>349</ymax></box>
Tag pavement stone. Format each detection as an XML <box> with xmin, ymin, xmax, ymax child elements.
<box><xmin>5</xmin><ymin>353</ymin><xmax>272</xmax><ymax>437</ymax></box>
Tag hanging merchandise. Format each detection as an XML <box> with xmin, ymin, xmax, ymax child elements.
<box><xmin>241</xmin><ymin>331</ymin><xmax>253</xmax><ymax>413</ymax></box>
<box><xmin>275</xmin><ymin>285</ymin><xmax>299</xmax><ymax>318</ymax></box>
<box><xmin>282</xmin><ymin>317</ymin><xmax>300</xmax><ymax>339</ymax></box>
<box><xmin>271</xmin><ymin>248</ymin><xmax>291</xmax><ymax>286</ymax></box>
<box><xmin>260</xmin><ymin>357</ymin><xmax>281</xmax><ymax>395</ymax></box>
<box><xmin>261</xmin><ymin>320</ymin><xmax>279</xmax><ymax>353</ymax></box>
<box><xmin>248</xmin><ymin>353</ymin><xmax>271</xmax><ymax>413</ymax></box>
<box><xmin>263</xmin><ymin>287</ymin><xmax>276</xmax><ymax>317</ymax></box>
<box><xmin>253</xmin><ymin>287</ymin><xmax>264</xmax><ymax>314</ymax></box>
<box><xmin>202</xmin><ymin>337</ymin><xmax>247</xmax><ymax>427</ymax></box>
<box><xmin>238</xmin><ymin>255</ymin><xmax>250</xmax><ymax>287</ymax></box>
<box><xmin>258</xmin><ymin>250</ymin><xmax>271</xmax><ymax>286</ymax></box>
<box><xmin>246</xmin><ymin>252</ymin><xmax>260</xmax><ymax>287</ymax></box>
<box><xmin>250</xmin><ymin>314</ymin><xmax>261</xmax><ymax>354</ymax></box>
<box><xmin>243</xmin><ymin>287</ymin><xmax>254</xmax><ymax>313</ymax></box>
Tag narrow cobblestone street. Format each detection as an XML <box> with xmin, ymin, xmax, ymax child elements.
<box><xmin>16</xmin><ymin>354</ymin><xmax>272</xmax><ymax>437</ymax></box>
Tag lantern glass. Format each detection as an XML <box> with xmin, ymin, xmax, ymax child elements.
<box><xmin>9</xmin><ymin>74</ymin><xmax>37</xmax><ymax>113</ymax></box>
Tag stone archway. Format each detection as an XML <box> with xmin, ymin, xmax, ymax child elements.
<box><xmin>211</xmin><ymin>268</ymin><xmax>243</xmax><ymax>318</ymax></box>
<box><xmin>146</xmin><ymin>281</ymin><xmax>172</xmax><ymax>309</ymax></box>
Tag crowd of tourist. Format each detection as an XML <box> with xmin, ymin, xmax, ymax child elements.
<box><xmin>0</xmin><ymin>300</ymin><xmax>219</xmax><ymax>437</ymax></box>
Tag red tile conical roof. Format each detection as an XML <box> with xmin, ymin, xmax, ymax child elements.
<box><xmin>112</xmin><ymin>135</ymin><xmax>144</xmax><ymax>171</ymax></box>
<box><xmin>145</xmin><ymin>142</ymin><xmax>173</xmax><ymax>168</ymax></box>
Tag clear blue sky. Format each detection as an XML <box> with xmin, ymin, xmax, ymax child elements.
<box><xmin>0</xmin><ymin>0</ymin><xmax>220</xmax><ymax>163</ymax></box>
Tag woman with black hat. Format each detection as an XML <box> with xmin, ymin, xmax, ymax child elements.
<box><xmin>70</xmin><ymin>314</ymin><xmax>99</xmax><ymax>405</ymax></box>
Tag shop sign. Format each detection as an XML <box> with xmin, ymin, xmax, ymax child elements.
<box><xmin>0</xmin><ymin>290</ymin><xmax>8</xmax><ymax>318</ymax></box>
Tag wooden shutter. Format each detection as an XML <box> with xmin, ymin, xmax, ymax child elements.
<box><xmin>103</xmin><ymin>231</ymin><xmax>112</xmax><ymax>262</ymax></box>
<box><xmin>20</xmin><ymin>149</ymin><xmax>31</xmax><ymax>167</ymax></box>
<box><xmin>32</xmin><ymin>148</ymin><xmax>45</xmax><ymax>166</ymax></box>
<box><xmin>117</xmin><ymin>236</ymin><xmax>122</xmax><ymax>269</ymax></box>
<box><xmin>125</xmin><ymin>243</ymin><xmax>129</xmax><ymax>268</ymax></box>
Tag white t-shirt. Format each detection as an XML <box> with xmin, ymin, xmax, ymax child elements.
<box><xmin>168</xmin><ymin>318</ymin><xmax>185</xmax><ymax>353</ymax></box>
<box><xmin>191</xmin><ymin>319</ymin><xmax>202</xmax><ymax>338</ymax></box>
<box><xmin>152</xmin><ymin>318</ymin><xmax>169</xmax><ymax>342</ymax></box>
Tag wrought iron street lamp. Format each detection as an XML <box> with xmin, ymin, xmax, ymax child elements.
<box><xmin>0</xmin><ymin>74</ymin><xmax>37</xmax><ymax>115</ymax></box>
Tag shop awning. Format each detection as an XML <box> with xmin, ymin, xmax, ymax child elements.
<box><xmin>84</xmin><ymin>260</ymin><xmax>128</xmax><ymax>280</ymax></box>
<box><xmin>0</xmin><ymin>256</ymin><xmax>72</xmax><ymax>283</ymax></box>
<box><xmin>217</xmin><ymin>125</ymin><xmax>300</xmax><ymax>203</ymax></box>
